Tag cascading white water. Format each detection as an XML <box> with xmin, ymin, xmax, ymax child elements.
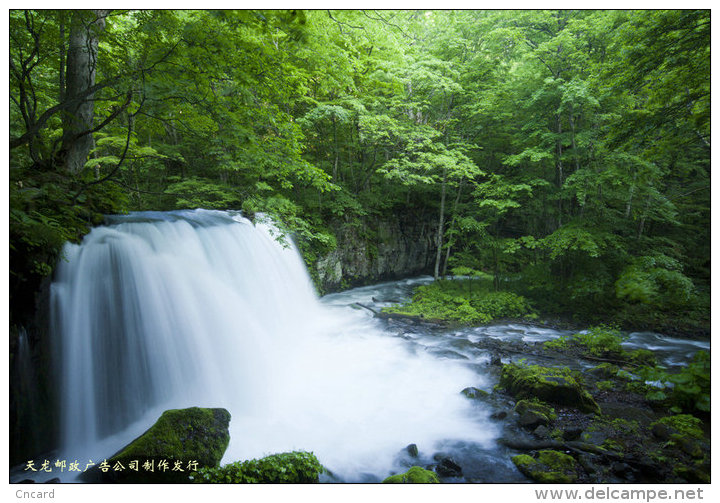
<box><xmin>51</xmin><ymin>209</ymin><xmax>496</xmax><ymax>481</ymax></box>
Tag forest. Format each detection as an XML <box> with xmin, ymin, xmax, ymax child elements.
<box><xmin>8</xmin><ymin>10</ymin><xmax>712</xmax><ymax>486</ymax></box>
<box><xmin>9</xmin><ymin>9</ymin><xmax>710</xmax><ymax>335</ymax></box>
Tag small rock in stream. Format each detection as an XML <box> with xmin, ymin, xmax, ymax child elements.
<box><xmin>490</xmin><ymin>410</ymin><xmax>508</xmax><ymax>421</ymax></box>
<box><xmin>405</xmin><ymin>443</ymin><xmax>419</xmax><ymax>458</ymax></box>
<box><xmin>433</xmin><ymin>456</ymin><xmax>463</xmax><ymax>477</ymax></box>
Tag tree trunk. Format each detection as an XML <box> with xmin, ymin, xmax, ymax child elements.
<box><xmin>569</xmin><ymin>104</ymin><xmax>580</xmax><ymax>173</ymax></box>
<box><xmin>441</xmin><ymin>179</ymin><xmax>464</xmax><ymax>278</ymax></box>
<box><xmin>433</xmin><ymin>168</ymin><xmax>448</xmax><ymax>280</ymax></box>
<box><xmin>61</xmin><ymin>10</ymin><xmax>108</xmax><ymax>174</ymax></box>
<box><xmin>555</xmin><ymin>114</ymin><xmax>563</xmax><ymax>227</ymax></box>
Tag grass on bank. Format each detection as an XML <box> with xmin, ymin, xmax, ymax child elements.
<box><xmin>381</xmin><ymin>273</ymin><xmax>536</xmax><ymax>325</ymax></box>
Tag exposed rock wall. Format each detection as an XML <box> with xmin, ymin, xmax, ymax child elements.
<box><xmin>315</xmin><ymin>214</ymin><xmax>437</xmax><ymax>293</ymax></box>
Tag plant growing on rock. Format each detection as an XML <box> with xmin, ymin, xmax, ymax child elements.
<box><xmin>499</xmin><ymin>361</ymin><xmax>600</xmax><ymax>414</ymax></box>
<box><xmin>192</xmin><ymin>451</ymin><xmax>324</xmax><ymax>483</ymax></box>
<box><xmin>636</xmin><ymin>351</ymin><xmax>710</xmax><ymax>413</ymax></box>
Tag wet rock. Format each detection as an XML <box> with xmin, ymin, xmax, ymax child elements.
<box><xmin>383</xmin><ymin>466</ymin><xmax>439</xmax><ymax>483</ymax></box>
<box><xmin>490</xmin><ymin>354</ymin><xmax>503</xmax><ymax>366</ymax></box>
<box><xmin>519</xmin><ymin>410</ymin><xmax>550</xmax><ymax>429</ymax></box>
<box><xmin>429</xmin><ymin>349</ymin><xmax>469</xmax><ymax>360</ymax></box>
<box><xmin>675</xmin><ymin>465</ymin><xmax>710</xmax><ymax>483</ymax></box>
<box><xmin>576</xmin><ymin>454</ymin><xmax>597</xmax><ymax>474</ymax></box>
<box><xmin>512</xmin><ymin>450</ymin><xmax>579</xmax><ymax>483</ymax></box>
<box><xmin>490</xmin><ymin>410</ymin><xmax>508</xmax><ymax>421</ymax></box>
<box><xmin>599</xmin><ymin>402</ymin><xmax>656</xmax><ymax>426</ymax></box>
<box><xmin>678</xmin><ymin>438</ymin><xmax>703</xmax><ymax>458</ymax></box>
<box><xmin>45</xmin><ymin>478</ymin><xmax>61</xmax><ymax>483</ymax></box>
<box><xmin>588</xmin><ymin>363</ymin><xmax>621</xmax><ymax>379</ymax></box>
<box><xmin>514</xmin><ymin>399</ymin><xmax>556</xmax><ymax>429</ymax></box>
<box><xmin>562</xmin><ymin>427</ymin><xmax>583</xmax><ymax>441</ymax></box>
<box><xmin>500</xmin><ymin>362</ymin><xmax>600</xmax><ymax>414</ymax></box>
<box><xmin>611</xmin><ymin>460</ymin><xmax>640</xmax><ymax>482</ymax></box>
<box><xmin>582</xmin><ymin>430</ymin><xmax>608</xmax><ymax>445</ymax></box>
<box><xmin>533</xmin><ymin>425</ymin><xmax>551</xmax><ymax>439</ymax></box>
<box><xmin>81</xmin><ymin>407</ymin><xmax>231</xmax><ymax>483</ymax></box>
<box><xmin>461</xmin><ymin>387</ymin><xmax>489</xmax><ymax>399</ymax></box>
<box><xmin>433</xmin><ymin>455</ymin><xmax>463</xmax><ymax>477</ymax></box>
<box><xmin>651</xmin><ymin>422</ymin><xmax>673</xmax><ymax>440</ymax></box>
<box><xmin>405</xmin><ymin>444</ymin><xmax>419</xmax><ymax>458</ymax></box>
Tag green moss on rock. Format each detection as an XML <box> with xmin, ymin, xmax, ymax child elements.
<box><xmin>500</xmin><ymin>362</ymin><xmax>600</xmax><ymax>414</ymax></box>
<box><xmin>512</xmin><ymin>450</ymin><xmax>578</xmax><ymax>483</ymax></box>
<box><xmin>651</xmin><ymin>414</ymin><xmax>704</xmax><ymax>440</ymax></box>
<box><xmin>461</xmin><ymin>387</ymin><xmax>489</xmax><ymax>399</ymax></box>
<box><xmin>383</xmin><ymin>466</ymin><xmax>440</xmax><ymax>483</ymax></box>
<box><xmin>81</xmin><ymin>407</ymin><xmax>231</xmax><ymax>483</ymax></box>
<box><xmin>514</xmin><ymin>398</ymin><xmax>557</xmax><ymax>420</ymax></box>
<box><xmin>193</xmin><ymin>451</ymin><xmax>324</xmax><ymax>483</ymax></box>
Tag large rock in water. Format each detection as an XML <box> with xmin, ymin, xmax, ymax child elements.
<box><xmin>383</xmin><ymin>466</ymin><xmax>439</xmax><ymax>483</ymax></box>
<box><xmin>500</xmin><ymin>363</ymin><xmax>600</xmax><ymax>414</ymax></box>
<box><xmin>81</xmin><ymin>407</ymin><xmax>231</xmax><ymax>483</ymax></box>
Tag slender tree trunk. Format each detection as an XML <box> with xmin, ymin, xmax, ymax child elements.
<box><xmin>441</xmin><ymin>179</ymin><xmax>464</xmax><ymax>278</ymax></box>
<box><xmin>332</xmin><ymin>116</ymin><xmax>339</xmax><ymax>181</ymax></box>
<box><xmin>625</xmin><ymin>171</ymin><xmax>637</xmax><ymax>218</ymax></box>
<box><xmin>433</xmin><ymin>168</ymin><xmax>448</xmax><ymax>280</ymax></box>
<box><xmin>637</xmin><ymin>195</ymin><xmax>651</xmax><ymax>239</ymax></box>
<box><xmin>61</xmin><ymin>10</ymin><xmax>108</xmax><ymax>174</ymax></box>
<box><xmin>555</xmin><ymin>114</ymin><xmax>563</xmax><ymax>227</ymax></box>
<box><xmin>569</xmin><ymin>104</ymin><xmax>580</xmax><ymax>173</ymax></box>
<box><xmin>493</xmin><ymin>222</ymin><xmax>501</xmax><ymax>292</ymax></box>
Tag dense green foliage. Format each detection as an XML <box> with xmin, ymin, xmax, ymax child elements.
<box><xmin>191</xmin><ymin>451</ymin><xmax>324</xmax><ymax>483</ymax></box>
<box><xmin>383</xmin><ymin>277</ymin><xmax>534</xmax><ymax>324</ymax></box>
<box><xmin>9</xmin><ymin>9</ymin><xmax>710</xmax><ymax>335</ymax></box>
<box><xmin>637</xmin><ymin>351</ymin><xmax>711</xmax><ymax>413</ymax></box>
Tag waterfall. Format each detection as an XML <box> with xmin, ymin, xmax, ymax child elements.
<box><xmin>50</xmin><ymin>209</ymin><xmax>494</xmax><ymax>481</ymax></box>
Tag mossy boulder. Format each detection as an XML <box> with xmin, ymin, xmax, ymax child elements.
<box><xmin>512</xmin><ymin>450</ymin><xmax>579</xmax><ymax>483</ymax></box>
<box><xmin>81</xmin><ymin>407</ymin><xmax>231</xmax><ymax>483</ymax></box>
<box><xmin>650</xmin><ymin>415</ymin><xmax>707</xmax><ymax>461</ymax></box>
<box><xmin>461</xmin><ymin>386</ymin><xmax>489</xmax><ymax>399</ymax></box>
<box><xmin>500</xmin><ymin>363</ymin><xmax>600</xmax><ymax>414</ymax></box>
<box><xmin>383</xmin><ymin>466</ymin><xmax>440</xmax><ymax>483</ymax></box>
<box><xmin>651</xmin><ymin>414</ymin><xmax>704</xmax><ymax>440</ymax></box>
<box><xmin>515</xmin><ymin>399</ymin><xmax>557</xmax><ymax>429</ymax></box>
<box><xmin>588</xmin><ymin>363</ymin><xmax>621</xmax><ymax>379</ymax></box>
<box><xmin>192</xmin><ymin>451</ymin><xmax>324</xmax><ymax>483</ymax></box>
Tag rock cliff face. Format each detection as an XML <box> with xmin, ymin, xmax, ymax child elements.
<box><xmin>314</xmin><ymin>214</ymin><xmax>437</xmax><ymax>293</ymax></box>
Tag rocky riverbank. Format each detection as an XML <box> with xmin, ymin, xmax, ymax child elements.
<box><xmin>379</xmin><ymin>316</ymin><xmax>711</xmax><ymax>484</ymax></box>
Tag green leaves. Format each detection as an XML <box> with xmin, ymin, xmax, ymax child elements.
<box><xmin>540</xmin><ymin>224</ymin><xmax>618</xmax><ymax>260</ymax></box>
<box><xmin>638</xmin><ymin>351</ymin><xmax>710</xmax><ymax>413</ymax></box>
<box><xmin>193</xmin><ymin>451</ymin><xmax>324</xmax><ymax>483</ymax></box>
<box><xmin>615</xmin><ymin>255</ymin><xmax>695</xmax><ymax>309</ymax></box>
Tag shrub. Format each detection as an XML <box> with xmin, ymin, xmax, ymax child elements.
<box><xmin>382</xmin><ymin>280</ymin><xmax>533</xmax><ymax>325</ymax></box>
<box><xmin>637</xmin><ymin>351</ymin><xmax>710</xmax><ymax>413</ymax></box>
<box><xmin>192</xmin><ymin>451</ymin><xmax>324</xmax><ymax>483</ymax></box>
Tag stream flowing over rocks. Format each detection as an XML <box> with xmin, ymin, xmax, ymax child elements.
<box><xmin>321</xmin><ymin>277</ymin><xmax>711</xmax><ymax>483</ymax></box>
